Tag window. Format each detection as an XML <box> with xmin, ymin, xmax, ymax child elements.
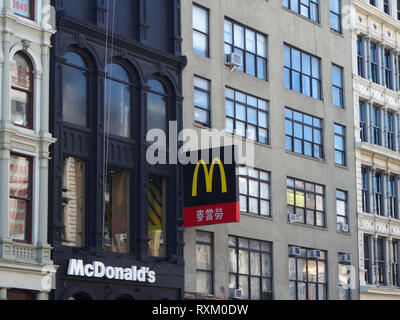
<box><xmin>229</xmin><ymin>236</ymin><xmax>273</xmax><ymax>300</ymax></box>
<box><xmin>392</xmin><ymin>241</ymin><xmax>400</xmax><ymax>287</ymax></box>
<box><xmin>388</xmin><ymin>176</ymin><xmax>398</xmax><ymax>219</ymax></box>
<box><xmin>224</xmin><ymin>19</ymin><xmax>268</xmax><ymax>80</ymax></box>
<box><xmin>398</xmin><ymin>0</ymin><xmax>400</xmax><ymax>20</ymax></box>
<box><xmin>364</xmin><ymin>235</ymin><xmax>372</xmax><ymax>285</ymax></box>
<box><xmin>193</xmin><ymin>4</ymin><xmax>209</xmax><ymax>57</ymax></box>
<box><xmin>370</xmin><ymin>43</ymin><xmax>378</xmax><ymax>84</ymax></box>
<box><xmin>289</xmin><ymin>247</ymin><xmax>327</xmax><ymax>300</ymax></box>
<box><xmin>105</xmin><ymin>63</ymin><xmax>132</xmax><ymax>138</ymax></box>
<box><xmin>357</xmin><ymin>36</ymin><xmax>365</xmax><ymax>78</ymax></box>
<box><xmin>387</xmin><ymin>112</ymin><xmax>395</xmax><ymax>151</ymax></box>
<box><xmin>196</xmin><ymin>231</ymin><xmax>213</xmax><ymax>295</ymax></box>
<box><xmin>194</xmin><ymin>76</ymin><xmax>210</xmax><ymax>127</ymax></box>
<box><xmin>238</xmin><ymin>167</ymin><xmax>271</xmax><ymax>217</ymax></box>
<box><xmin>360</xmin><ymin>101</ymin><xmax>367</xmax><ymax>142</ymax></box>
<box><xmin>338</xmin><ymin>263</ymin><xmax>351</xmax><ymax>300</ymax></box>
<box><xmin>361</xmin><ymin>167</ymin><xmax>370</xmax><ymax>213</ymax></box>
<box><xmin>334</xmin><ymin>124</ymin><xmax>346</xmax><ymax>166</ymax></box>
<box><xmin>62</xmin><ymin>52</ymin><xmax>88</xmax><ymax>127</ymax></box>
<box><xmin>384</xmin><ymin>0</ymin><xmax>390</xmax><ymax>15</ymax></box>
<box><xmin>375</xmin><ymin>172</ymin><xmax>384</xmax><ymax>216</ymax></box>
<box><xmin>282</xmin><ymin>0</ymin><xmax>319</xmax><ymax>23</ymax></box>
<box><xmin>9</xmin><ymin>155</ymin><xmax>32</xmax><ymax>243</ymax></box>
<box><xmin>148</xmin><ymin>176</ymin><xmax>166</xmax><ymax>257</ymax></box>
<box><xmin>12</xmin><ymin>0</ymin><xmax>34</xmax><ymax>19</ymax></box>
<box><xmin>377</xmin><ymin>238</ymin><xmax>386</xmax><ymax>285</ymax></box>
<box><xmin>372</xmin><ymin>106</ymin><xmax>381</xmax><ymax>146</ymax></box>
<box><xmin>225</xmin><ymin>88</ymin><xmax>269</xmax><ymax>144</ymax></box>
<box><xmin>336</xmin><ymin>190</ymin><xmax>348</xmax><ymax>229</ymax></box>
<box><xmin>287</xmin><ymin>177</ymin><xmax>325</xmax><ymax>228</ymax></box>
<box><xmin>369</xmin><ymin>0</ymin><xmax>376</xmax><ymax>7</ymax></box>
<box><xmin>285</xmin><ymin>108</ymin><xmax>323</xmax><ymax>159</ymax></box>
<box><xmin>147</xmin><ymin>80</ymin><xmax>167</xmax><ymax>134</ymax></box>
<box><xmin>284</xmin><ymin>44</ymin><xmax>321</xmax><ymax>99</ymax></box>
<box><xmin>10</xmin><ymin>52</ymin><xmax>33</xmax><ymax>129</ymax></box>
<box><xmin>62</xmin><ymin>157</ymin><xmax>86</xmax><ymax>247</ymax></box>
<box><xmin>384</xmin><ymin>49</ymin><xmax>393</xmax><ymax>90</ymax></box>
<box><xmin>330</xmin><ymin>0</ymin><xmax>342</xmax><ymax>33</ymax></box>
<box><xmin>332</xmin><ymin>65</ymin><xmax>344</xmax><ymax>108</ymax></box>
<box><xmin>104</xmin><ymin>169</ymin><xmax>131</xmax><ymax>254</ymax></box>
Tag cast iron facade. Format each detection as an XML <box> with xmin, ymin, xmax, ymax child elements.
<box><xmin>48</xmin><ymin>0</ymin><xmax>186</xmax><ymax>300</ymax></box>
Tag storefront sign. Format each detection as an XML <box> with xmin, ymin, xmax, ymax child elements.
<box><xmin>183</xmin><ymin>146</ymin><xmax>240</xmax><ymax>227</ymax></box>
<box><xmin>67</xmin><ymin>259</ymin><xmax>156</xmax><ymax>284</ymax></box>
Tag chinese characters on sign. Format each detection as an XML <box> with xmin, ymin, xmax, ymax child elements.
<box><xmin>196</xmin><ymin>208</ymin><xmax>224</xmax><ymax>223</ymax></box>
<box><xmin>184</xmin><ymin>146</ymin><xmax>240</xmax><ymax>227</ymax></box>
<box><xmin>12</xmin><ymin>0</ymin><xmax>32</xmax><ymax>19</ymax></box>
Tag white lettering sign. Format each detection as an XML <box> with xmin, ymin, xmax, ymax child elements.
<box><xmin>67</xmin><ymin>259</ymin><xmax>156</xmax><ymax>284</ymax></box>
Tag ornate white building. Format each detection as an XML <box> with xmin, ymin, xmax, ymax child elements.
<box><xmin>352</xmin><ymin>0</ymin><xmax>400</xmax><ymax>299</ymax></box>
<box><xmin>0</xmin><ymin>0</ymin><xmax>56</xmax><ymax>300</ymax></box>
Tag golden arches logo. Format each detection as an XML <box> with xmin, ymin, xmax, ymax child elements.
<box><xmin>192</xmin><ymin>158</ymin><xmax>227</xmax><ymax>197</ymax></box>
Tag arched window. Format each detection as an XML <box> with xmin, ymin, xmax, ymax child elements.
<box><xmin>62</xmin><ymin>51</ymin><xmax>88</xmax><ymax>127</ymax></box>
<box><xmin>11</xmin><ymin>52</ymin><xmax>33</xmax><ymax>129</ymax></box>
<box><xmin>147</xmin><ymin>79</ymin><xmax>167</xmax><ymax>133</ymax></box>
<box><xmin>105</xmin><ymin>63</ymin><xmax>132</xmax><ymax>138</ymax></box>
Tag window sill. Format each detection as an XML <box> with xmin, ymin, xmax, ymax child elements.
<box><xmin>330</xmin><ymin>29</ymin><xmax>344</xmax><ymax>38</ymax></box>
<box><xmin>281</xmin><ymin>6</ymin><xmax>321</xmax><ymax>26</ymax></box>
<box><xmin>288</xmin><ymin>222</ymin><xmax>328</xmax><ymax>232</ymax></box>
<box><xmin>241</xmin><ymin>212</ymin><xmax>273</xmax><ymax>222</ymax></box>
<box><xmin>285</xmin><ymin>150</ymin><xmax>326</xmax><ymax>164</ymax></box>
<box><xmin>334</xmin><ymin>164</ymin><xmax>348</xmax><ymax>170</ymax></box>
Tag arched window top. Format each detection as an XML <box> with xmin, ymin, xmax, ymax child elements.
<box><xmin>64</xmin><ymin>52</ymin><xmax>86</xmax><ymax>68</ymax></box>
<box><xmin>11</xmin><ymin>52</ymin><xmax>33</xmax><ymax>90</ymax></box>
<box><xmin>105</xmin><ymin>63</ymin><xmax>130</xmax><ymax>83</ymax></box>
<box><xmin>147</xmin><ymin>79</ymin><xmax>166</xmax><ymax>95</ymax></box>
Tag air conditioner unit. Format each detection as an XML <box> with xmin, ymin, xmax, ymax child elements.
<box><xmin>229</xmin><ymin>289</ymin><xmax>243</xmax><ymax>300</ymax></box>
<box><xmin>288</xmin><ymin>214</ymin><xmax>297</xmax><ymax>223</ymax></box>
<box><xmin>308</xmin><ymin>250</ymin><xmax>322</xmax><ymax>259</ymax></box>
<box><xmin>338</xmin><ymin>222</ymin><xmax>349</xmax><ymax>233</ymax></box>
<box><xmin>289</xmin><ymin>246</ymin><xmax>301</xmax><ymax>256</ymax></box>
<box><xmin>225</xmin><ymin>53</ymin><xmax>243</xmax><ymax>69</ymax></box>
<box><xmin>339</xmin><ymin>253</ymin><xmax>351</xmax><ymax>264</ymax></box>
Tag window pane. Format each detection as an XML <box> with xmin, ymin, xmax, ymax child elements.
<box><xmin>104</xmin><ymin>170</ymin><xmax>130</xmax><ymax>254</ymax></box>
<box><xmin>196</xmin><ymin>244</ymin><xmax>212</xmax><ymax>270</ymax></box>
<box><xmin>8</xmin><ymin>199</ymin><xmax>28</xmax><ymax>241</ymax></box>
<box><xmin>147</xmin><ymin>91</ymin><xmax>166</xmax><ymax>134</ymax></box>
<box><xmin>148</xmin><ymin>177</ymin><xmax>166</xmax><ymax>257</ymax></box>
<box><xmin>11</xmin><ymin>89</ymin><xmax>30</xmax><ymax>127</ymax></box>
<box><xmin>63</xmin><ymin>65</ymin><xmax>87</xmax><ymax>127</ymax></box>
<box><xmin>193</xmin><ymin>31</ymin><xmax>208</xmax><ymax>57</ymax></box>
<box><xmin>234</xmin><ymin>24</ymin><xmax>245</xmax><ymax>49</ymax></box>
<box><xmin>9</xmin><ymin>155</ymin><xmax>30</xmax><ymax>198</ymax></box>
<box><xmin>197</xmin><ymin>271</ymin><xmax>212</xmax><ymax>295</ymax></box>
<box><xmin>193</xmin><ymin>6</ymin><xmax>208</xmax><ymax>33</ymax></box>
<box><xmin>105</xmin><ymin>79</ymin><xmax>131</xmax><ymax>137</ymax></box>
<box><xmin>62</xmin><ymin>157</ymin><xmax>85</xmax><ymax>248</ymax></box>
<box><xmin>239</xmin><ymin>250</ymin><xmax>249</xmax><ymax>274</ymax></box>
<box><xmin>12</xmin><ymin>0</ymin><xmax>32</xmax><ymax>18</ymax></box>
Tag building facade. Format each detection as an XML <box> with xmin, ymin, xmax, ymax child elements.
<box><xmin>0</xmin><ymin>0</ymin><xmax>56</xmax><ymax>300</ymax></box>
<box><xmin>352</xmin><ymin>0</ymin><xmax>400</xmax><ymax>300</ymax></box>
<box><xmin>48</xmin><ymin>0</ymin><xmax>186</xmax><ymax>300</ymax></box>
<box><xmin>182</xmin><ymin>0</ymin><xmax>360</xmax><ymax>300</ymax></box>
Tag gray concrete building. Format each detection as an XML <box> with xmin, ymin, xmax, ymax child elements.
<box><xmin>182</xmin><ymin>0</ymin><xmax>360</xmax><ymax>300</ymax></box>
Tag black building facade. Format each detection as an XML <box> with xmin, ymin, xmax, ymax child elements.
<box><xmin>48</xmin><ymin>0</ymin><xmax>186</xmax><ymax>300</ymax></box>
